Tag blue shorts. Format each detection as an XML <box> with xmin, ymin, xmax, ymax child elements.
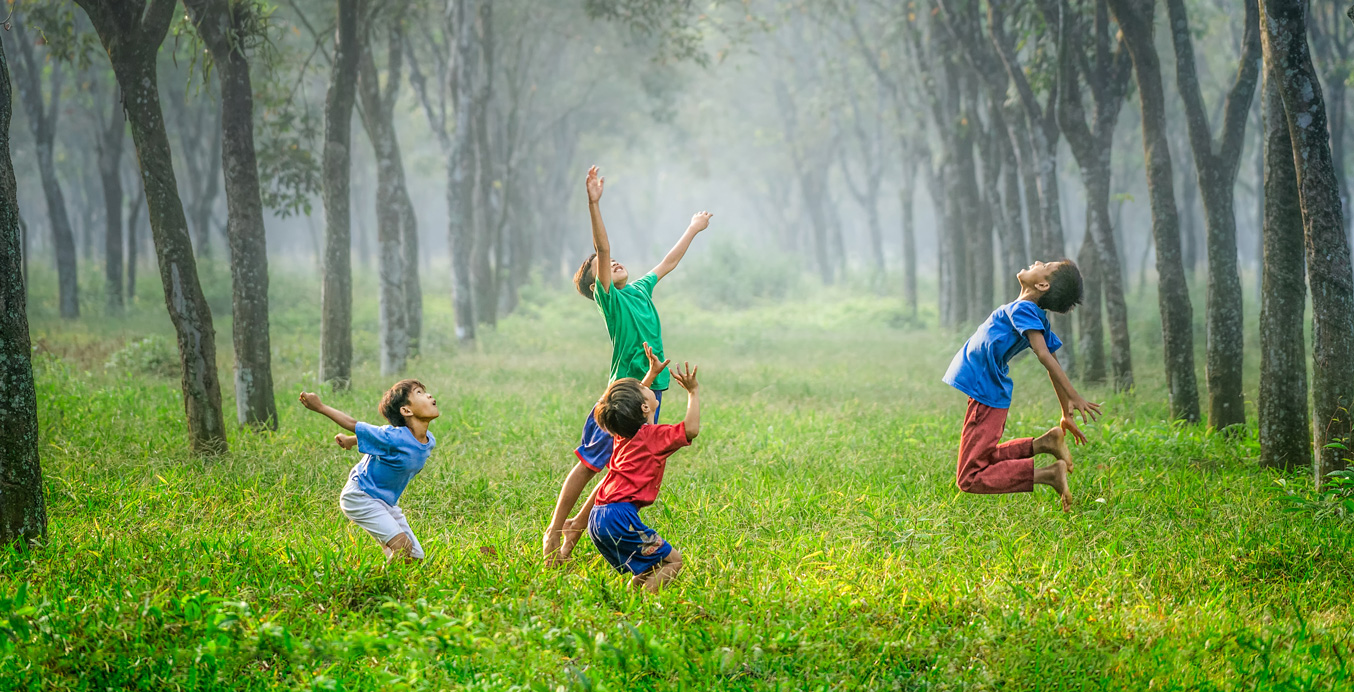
<box><xmin>588</xmin><ymin>502</ymin><xmax>673</xmax><ymax>575</ymax></box>
<box><xmin>575</xmin><ymin>389</ymin><xmax>663</xmax><ymax>472</ymax></box>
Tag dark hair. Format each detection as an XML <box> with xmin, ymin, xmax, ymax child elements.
<box><xmin>379</xmin><ymin>379</ymin><xmax>426</xmax><ymax>427</ymax></box>
<box><xmin>594</xmin><ymin>378</ymin><xmax>648</xmax><ymax>439</ymax></box>
<box><xmin>573</xmin><ymin>253</ymin><xmax>598</xmax><ymax>300</ymax></box>
<box><xmin>1038</xmin><ymin>259</ymin><xmax>1083</xmax><ymax>313</ymax></box>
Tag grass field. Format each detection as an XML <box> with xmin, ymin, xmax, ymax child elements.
<box><xmin>5</xmin><ymin>259</ymin><xmax>1353</xmax><ymax>690</ymax></box>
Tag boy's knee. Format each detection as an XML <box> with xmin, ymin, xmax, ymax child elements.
<box><xmin>664</xmin><ymin>548</ymin><xmax>684</xmax><ymax>570</ymax></box>
<box><xmin>956</xmin><ymin>476</ymin><xmax>977</xmax><ymax>494</ymax></box>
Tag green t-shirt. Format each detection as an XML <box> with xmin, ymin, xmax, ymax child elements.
<box><xmin>594</xmin><ymin>272</ymin><xmax>669</xmax><ymax>390</ymax></box>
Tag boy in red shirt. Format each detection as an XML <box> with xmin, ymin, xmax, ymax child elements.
<box><xmin>576</xmin><ymin>345</ymin><xmax>700</xmax><ymax>592</ymax></box>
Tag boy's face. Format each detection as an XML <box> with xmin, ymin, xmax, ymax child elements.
<box><xmin>1017</xmin><ymin>260</ymin><xmax>1061</xmax><ymax>292</ymax></box>
<box><xmin>401</xmin><ymin>387</ymin><xmax>440</xmax><ymax>422</ymax></box>
<box><xmin>594</xmin><ymin>256</ymin><xmax>629</xmax><ymax>288</ymax></box>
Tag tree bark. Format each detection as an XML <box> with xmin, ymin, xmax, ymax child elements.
<box><xmin>1166</xmin><ymin>0</ymin><xmax>1259</xmax><ymax>430</ymax></box>
<box><xmin>9</xmin><ymin>16</ymin><xmax>78</xmax><ymax>318</ymax></box>
<box><xmin>0</xmin><ymin>37</ymin><xmax>46</xmax><ymax>548</ymax></box>
<box><xmin>1054</xmin><ymin>0</ymin><xmax>1134</xmax><ymax>389</ymax></box>
<box><xmin>901</xmin><ymin>159</ymin><xmax>918</xmax><ymax>317</ymax></box>
<box><xmin>1107</xmin><ymin>0</ymin><xmax>1201</xmax><ymax>422</ymax></box>
<box><xmin>996</xmin><ymin>108</ymin><xmax>1029</xmax><ymax>290</ymax></box>
<box><xmin>97</xmin><ymin>90</ymin><xmax>125</xmax><ymax>316</ymax></box>
<box><xmin>1077</xmin><ymin>223</ymin><xmax>1107</xmax><ymax>383</ymax></box>
<box><xmin>1264</xmin><ymin>0</ymin><xmax>1354</xmax><ymax>479</ymax></box>
<box><xmin>77</xmin><ymin>0</ymin><xmax>229</xmax><ymax>453</ymax></box>
<box><xmin>320</xmin><ymin>0</ymin><xmax>362</xmax><ymax>387</ymax></box>
<box><xmin>357</xmin><ymin>18</ymin><xmax>411</xmax><ymax>375</ymax></box>
<box><xmin>1259</xmin><ymin>56</ymin><xmax>1312</xmax><ymax>471</ymax></box>
<box><xmin>185</xmin><ymin>0</ymin><xmax>278</xmax><ymax>431</ymax></box>
<box><xmin>126</xmin><ymin>180</ymin><xmax>144</xmax><ymax>302</ymax></box>
<box><xmin>448</xmin><ymin>0</ymin><xmax>480</xmax><ymax>341</ymax></box>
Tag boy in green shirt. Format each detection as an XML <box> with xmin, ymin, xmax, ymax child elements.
<box><xmin>542</xmin><ymin>165</ymin><xmax>712</xmax><ymax>565</ymax></box>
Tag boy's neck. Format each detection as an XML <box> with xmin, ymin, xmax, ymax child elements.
<box><xmin>1017</xmin><ymin>286</ymin><xmax>1044</xmax><ymax>305</ymax></box>
<box><xmin>406</xmin><ymin>418</ymin><xmax>431</xmax><ymax>444</ymax></box>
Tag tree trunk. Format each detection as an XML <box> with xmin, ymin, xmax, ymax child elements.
<box><xmin>320</xmin><ymin>0</ymin><xmax>361</xmax><ymax>387</ymax></box>
<box><xmin>9</xmin><ymin>18</ymin><xmax>79</xmax><ymax>318</ymax></box>
<box><xmin>1166</xmin><ymin>0</ymin><xmax>1258</xmax><ymax>430</ymax></box>
<box><xmin>997</xmin><ymin>113</ymin><xmax>1029</xmax><ymax>290</ymax></box>
<box><xmin>77</xmin><ymin>0</ymin><xmax>229</xmax><ymax>454</ymax></box>
<box><xmin>0</xmin><ymin>37</ymin><xmax>46</xmax><ymax>547</ymax></box>
<box><xmin>472</xmin><ymin>0</ymin><xmax>498</xmax><ymax>328</ymax></box>
<box><xmin>1107</xmin><ymin>0</ymin><xmax>1201</xmax><ymax>422</ymax></box>
<box><xmin>1264</xmin><ymin>0</ymin><xmax>1354</xmax><ymax>480</ymax></box>
<box><xmin>357</xmin><ymin>25</ymin><xmax>409</xmax><ymax>375</ymax></box>
<box><xmin>98</xmin><ymin>94</ymin><xmax>125</xmax><ymax>316</ymax></box>
<box><xmin>901</xmin><ymin>164</ymin><xmax>918</xmax><ymax>317</ymax></box>
<box><xmin>185</xmin><ymin>0</ymin><xmax>278</xmax><ymax>430</ymax></box>
<box><xmin>1259</xmin><ymin>57</ymin><xmax>1312</xmax><ymax>471</ymax></box>
<box><xmin>448</xmin><ymin>0</ymin><xmax>480</xmax><ymax>341</ymax></box>
<box><xmin>1077</xmin><ymin>223</ymin><xmax>1107</xmax><ymax>383</ymax></box>
<box><xmin>126</xmin><ymin>181</ymin><xmax>144</xmax><ymax>302</ymax></box>
<box><xmin>398</xmin><ymin>188</ymin><xmax>422</xmax><ymax>354</ymax></box>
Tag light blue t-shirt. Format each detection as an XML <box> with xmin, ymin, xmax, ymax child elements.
<box><xmin>348</xmin><ymin>422</ymin><xmax>436</xmax><ymax>506</ymax></box>
<box><xmin>942</xmin><ymin>300</ymin><xmax>1062</xmax><ymax>409</ymax></box>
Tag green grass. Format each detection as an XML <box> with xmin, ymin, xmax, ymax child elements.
<box><xmin>4</xmin><ymin>261</ymin><xmax>1353</xmax><ymax>690</ymax></box>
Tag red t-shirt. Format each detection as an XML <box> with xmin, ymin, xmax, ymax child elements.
<box><xmin>595</xmin><ymin>423</ymin><xmax>691</xmax><ymax>507</ymax></box>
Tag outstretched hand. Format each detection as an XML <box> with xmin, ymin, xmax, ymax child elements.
<box><xmin>688</xmin><ymin>211</ymin><xmax>713</xmax><ymax>232</ymax></box>
<box><xmin>670</xmin><ymin>362</ymin><xmax>699</xmax><ymax>394</ymax></box>
<box><xmin>335</xmin><ymin>433</ymin><xmax>357</xmax><ymax>450</ymax></box>
<box><xmin>299</xmin><ymin>391</ymin><xmax>323</xmax><ymax>411</ymax></box>
<box><xmin>586</xmin><ymin>165</ymin><xmax>604</xmax><ymax>204</ymax></box>
<box><xmin>1068</xmin><ymin>395</ymin><xmax>1102</xmax><ymax>424</ymax></box>
<box><xmin>1061</xmin><ymin>415</ymin><xmax>1088</xmax><ymax>446</ymax></box>
<box><xmin>643</xmin><ymin>342</ymin><xmax>670</xmax><ymax>378</ymax></box>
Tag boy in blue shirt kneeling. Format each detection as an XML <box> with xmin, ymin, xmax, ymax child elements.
<box><xmin>942</xmin><ymin>260</ymin><xmax>1102</xmax><ymax>511</ymax></box>
<box><xmin>300</xmin><ymin>380</ymin><xmax>440</xmax><ymax>562</ymax></box>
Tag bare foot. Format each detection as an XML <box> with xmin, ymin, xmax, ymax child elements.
<box><xmin>1047</xmin><ymin>459</ymin><xmax>1072</xmax><ymax>512</ymax></box>
<box><xmin>542</xmin><ymin>531</ymin><xmax>564</xmax><ymax>567</ymax></box>
<box><xmin>1035</xmin><ymin>426</ymin><xmax>1073</xmax><ymax>474</ymax></box>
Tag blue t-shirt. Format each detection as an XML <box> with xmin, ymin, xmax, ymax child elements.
<box><xmin>942</xmin><ymin>300</ymin><xmax>1062</xmax><ymax>409</ymax></box>
<box><xmin>348</xmin><ymin>422</ymin><xmax>436</xmax><ymax>506</ymax></box>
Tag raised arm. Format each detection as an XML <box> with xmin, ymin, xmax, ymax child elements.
<box><xmin>1027</xmin><ymin>331</ymin><xmax>1101</xmax><ymax>443</ymax></box>
<box><xmin>298</xmin><ymin>392</ymin><xmax>358</xmax><ymax>432</ymax></box>
<box><xmin>670</xmin><ymin>362</ymin><xmax>701</xmax><ymax>440</ymax></box>
<box><xmin>651</xmin><ymin>212</ymin><xmax>713</xmax><ymax>281</ymax></box>
<box><xmin>587</xmin><ymin>166</ymin><xmax>612</xmax><ymax>294</ymax></box>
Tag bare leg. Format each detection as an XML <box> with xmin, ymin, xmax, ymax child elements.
<box><xmin>542</xmin><ymin>462</ymin><xmax>597</xmax><ymax>565</ymax></box>
<box><xmin>385</xmin><ymin>532</ymin><xmax>417</xmax><ymax>564</ymax></box>
<box><xmin>1033</xmin><ymin>426</ymin><xmax>1073</xmax><ymax>473</ymax></box>
<box><xmin>1033</xmin><ymin>460</ymin><xmax>1072</xmax><ymax>512</ymax></box>
<box><xmin>635</xmin><ymin>549</ymin><xmax>684</xmax><ymax>594</ymax></box>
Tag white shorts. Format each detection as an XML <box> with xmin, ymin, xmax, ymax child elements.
<box><xmin>339</xmin><ymin>480</ymin><xmax>425</xmax><ymax>559</ymax></box>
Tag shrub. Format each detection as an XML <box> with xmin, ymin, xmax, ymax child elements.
<box><xmin>672</xmin><ymin>240</ymin><xmax>802</xmax><ymax>309</ymax></box>
<box><xmin>105</xmin><ymin>336</ymin><xmax>179</xmax><ymax>379</ymax></box>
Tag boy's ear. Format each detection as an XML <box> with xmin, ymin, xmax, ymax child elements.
<box><xmin>1035</xmin><ymin>279</ymin><xmax>1051</xmax><ymax>293</ymax></box>
<box><xmin>400</xmin><ymin>404</ymin><xmax>414</xmax><ymax>418</ymax></box>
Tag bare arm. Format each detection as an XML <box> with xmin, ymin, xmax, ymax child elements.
<box><xmin>639</xmin><ymin>342</ymin><xmax>671</xmax><ymax>389</ymax></box>
<box><xmin>1027</xmin><ymin>331</ymin><xmax>1101</xmax><ymax>443</ymax></box>
<box><xmin>299</xmin><ymin>392</ymin><xmax>358</xmax><ymax>432</ymax></box>
<box><xmin>586</xmin><ymin>166</ymin><xmax>612</xmax><ymax>294</ymax></box>
<box><xmin>652</xmin><ymin>212</ymin><xmax>713</xmax><ymax>280</ymax></box>
<box><xmin>670</xmin><ymin>362</ymin><xmax>701</xmax><ymax>440</ymax></box>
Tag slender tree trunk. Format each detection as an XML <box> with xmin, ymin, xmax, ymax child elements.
<box><xmin>398</xmin><ymin>189</ymin><xmax>422</xmax><ymax>354</ymax></box>
<box><xmin>10</xmin><ymin>19</ymin><xmax>79</xmax><ymax>318</ymax></box>
<box><xmin>77</xmin><ymin>0</ymin><xmax>229</xmax><ymax>453</ymax></box>
<box><xmin>18</xmin><ymin>211</ymin><xmax>26</xmax><ymax>292</ymax></box>
<box><xmin>98</xmin><ymin>95</ymin><xmax>125</xmax><ymax>316</ymax></box>
<box><xmin>357</xmin><ymin>29</ymin><xmax>409</xmax><ymax>375</ymax></box>
<box><xmin>1083</xmin><ymin>161</ymin><xmax>1134</xmax><ymax>389</ymax></box>
<box><xmin>901</xmin><ymin>166</ymin><xmax>918</xmax><ymax>317</ymax></box>
<box><xmin>320</xmin><ymin>0</ymin><xmax>361</xmax><ymax>387</ymax></box>
<box><xmin>1077</xmin><ymin>223</ymin><xmax>1107</xmax><ymax>383</ymax></box>
<box><xmin>0</xmin><ymin>38</ymin><xmax>45</xmax><ymax>547</ymax></box>
<box><xmin>1166</xmin><ymin>0</ymin><xmax>1258</xmax><ymax>429</ymax></box>
<box><xmin>1263</xmin><ymin>0</ymin><xmax>1354</xmax><ymax>479</ymax></box>
<box><xmin>1259</xmin><ymin>58</ymin><xmax>1312</xmax><ymax>471</ymax></box>
<box><xmin>126</xmin><ymin>181</ymin><xmax>144</xmax><ymax>302</ymax></box>
<box><xmin>448</xmin><ymin>0</ymin><xmax>479</xmax><ymax>341</ymax></box>
<box><xmin>997</xmin><ymin>117</ymin><xmax>1029</xmax><ymax>289</ymax></box>
<box><xmin>185</xmin><ymin>0</ymin><xmax>278</xmax><ymax>430</ymax></box>
<box><xmin>191</xmin><ymin>113</ymin><xmax>222</xmax><ymax>260</ymax></box>
<box><xmin>1107</xmin><ymin>0</ymin><xmax>1201</xmax><ymax>422</ymax></box>
<box><xmin>471</xmin><ymin>0</ymin><xmax>498</xmax><ymax>328</ymax></box>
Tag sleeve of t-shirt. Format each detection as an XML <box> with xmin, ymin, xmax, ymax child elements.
<box><xmin>654</xmin><ymin>422</ymin><xmax>692</xmax><ymax>457</ymax></box>
<box><xmin>1010</xmin><ymin>301</ymin><xmax>1060</xmax><ymax>353</ymax></box>
<box><xmin>631</xmin><ymin>272</ymin><xmax>659</xmax><ymax>298</ymax></box>
<box><xmin>355</xmin><ymin>422</ymin><xmax>397</xmax><ymax>457</ymax></box>
<box><xmin>594</xmin><ymin>277</ymin><xmax>618</xmax><ymax>316</ymax></box>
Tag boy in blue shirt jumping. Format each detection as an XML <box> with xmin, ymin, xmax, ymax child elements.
<box><xmin>541</xmin><ymin>165</ymin><xmax>712</xmax><ymax>565</ymax></box>
<box><xmin>943</xmin><ymin>260</ymin><xmax>1102</xmax><ymax>511</ymax></box>
<box><xmin>300</xmin><ymin>380</ymin><xmax>440</xmax><ymax>562</ymax></box>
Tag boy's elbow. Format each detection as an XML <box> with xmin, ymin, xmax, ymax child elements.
<box><xmin>685</xmin><ymin>426</ymin><xmax>700</xmax><ymax>441</ymax></box>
